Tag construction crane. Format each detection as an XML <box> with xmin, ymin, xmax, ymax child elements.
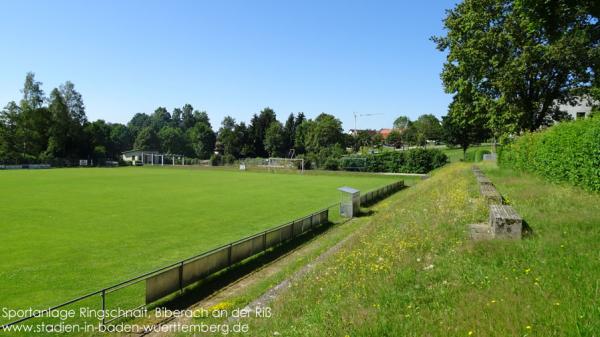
<box><xmin>353</xmin><ymin>112</ymin><xmax>383</xmax><ymax>135</ymax></box>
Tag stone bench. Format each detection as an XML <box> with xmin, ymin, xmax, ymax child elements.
<box><xmin>476</xmin><ymin>175</ymin><xmax>493</xmax><ymax>186</ymax></box>
<box><xmin>479</xmin><ymin>184</ymin><xmax>502</xmax><ymax>204</ymax></box>
<box><xmin>489</xmin><ymin>205</ymin><xmax>522</xmax><ymax>239</ymax></box>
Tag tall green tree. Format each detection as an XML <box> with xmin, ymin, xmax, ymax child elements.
<box><xmin>433</xmin><ymin>0</ymin><xmax>599</xmax><ymax>134</ymax></box>
<box><xmin>264</xmin><ymin>122</ymin><xmax>284</xmax><ymax>157</ymax></box>
<box><xmin>304</xmin><ymin>113</ymin><xmax>344</xmax><ymax>153</ymax></box>
<box><xmin>158</xmin><ymin>126</ymin><xmax>185</xmax><ymax>154</ymax></box>
<box><xmin>19</xmin><ymin>73</ymin><xmax>50</xmax><ymax>160</ymax></box>
<box><xmin>59</xmin><ymin>81</ymin><xmax>87</xmax><ymax>126</ymax></box>
<box><xmin>150</xmin><ymin>107</ymin><xmax>171</xmax><ymax>130</ymax></box>
<box><xmin>83</xmin><ymin>120</ymin><xmax>112</xmax><ymax>161</ymax></box>
<box><xmin>393</xmin><ymin>116</ymin><xmax>410</xmax><ymax>130</ymax></box>
<box><xmin>21</xmin><ymin>72</ymin><xmax>45</xmax><ymax>110</ymax></box>
<box><xmin>402</xmin><ymin>125</ymin><xmax>419</xmax><ymax>147</ymax></box>
<box><xmin>235</xmin><ymin>122</ymin><xmax>252</xmax><ymax>158</ymax></box>
<box><xmin>133</xmin><ymin>127</ymin><xmax>160</xmax><ymax>151</ymax></box>
<box><xmin>128</xmin><ymin>113</ymin><xmax>151</xmax><ymax>137</ymax></box>
<box><xmin>0</xmin><ymin>102</ymin><xmax>21</xmax><ymax>162</ymax></box>
<box><xmin>442</xmin><ymin>95</ymin><xmax>491</xmax><ymax>159</ymax></box>
<box><xmin>187</xmin><ymin>122</ymin><xmax>216</xmax><ymax>159</ymax></box>
<box><xmin>109</xmin><ymin>124</ymin><xmax>133</xmax><ymax>156</ymax></box>
<box><xmin>412</xmin><ymin>114</ymin><xmax>443</xmax><ymax>143</ymax></box>
<box><xmin>248</xmin><ymin>107</ymin><xmax>277</xmax><ymax>157</ymax></box>
<box><xmin>292</xmin><ymin>112</ymin><xmax>307</xmax><ymax>154</ymax></box>
<box><xmin>194</xmin><ymin>111</ymin><xmax>211</xmax><ymax>126</ymax></box>
<box><xmin>353</xmin><ymin>130</ymin><xmax>376</xmax><ymax>151</ymax></box>
<box><xmin>216</xmin><ymin>116</ymin><xmax>238</xmax><ymax>157</ymax></box>
<box><xmin>386</xmin><ymin>130</ymin><xmax>403</xmax><ymax>148</ymax></box>
<box><xmin>45</xmin><ymin>89</ymin><xmax>72</xmax><ymax>158</ymax></box>
<box><xmin>181</xmin><ymin>104</ymin><xmax>196</xmax><ymax>130</ymax></box>
<box><xmin>172</xmin><ymin>108</ymin><xmax>183</xmax><ymax>128</ymax></box>
<box><xmin>282</xmin><ymin>113</ymin><xmax>296</xmax><ymax>155</ymax></box>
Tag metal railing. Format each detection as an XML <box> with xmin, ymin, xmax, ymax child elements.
<box><xmin>0</xmin><ymin>180</ymin><xmax>404</xmax><ymax>331</ymax></box>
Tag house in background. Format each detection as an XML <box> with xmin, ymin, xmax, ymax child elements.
<box><xmin>378</xmin><ymin>128</ymin><xmax>392</xmax><ymax>139</ymax></box>
<box><xmin>122</xmin><ymin>150</ymin><xmax>159</xmax><ymax>165</ymax></box>
<box><xmin>556</xmin><ymin>95</ymin><xmax>597</xmax><ymax>120</ymax></box>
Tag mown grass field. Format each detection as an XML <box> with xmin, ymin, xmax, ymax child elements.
<box><xmin>243</xmin><ymin>162</ymin><xmax>600</xmax><ymax>336</ymax></box>
<box><xmin>0</xmin><ymin>166</ymin><xmax>399</xmax><ymax>320</ymax></box>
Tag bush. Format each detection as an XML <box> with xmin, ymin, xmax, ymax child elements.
<box><xmin>323</xmin><ymin>158</ymin><xmax>340</xmax><ymax>171</ymax></box>
<box><xmin>432</xmin><ymin>149</ymin><xmax>451</xmax><ymax>167</ymax></box>
<box><xmin>295</xmin><ymin>154</ymin><xmax>311</xmax><ymax>170</ymax></box>
<box><xmin>223</xmin><ymin>154</ymin><xmax>236</xmax><ymax>165</ymax></box>
<box><xmin>340</xmin><ymin>156</ymin><xmax>367</xmax><ymax>171</ymax></box>
<box><xmin>309</xmin><ymin>144</ymin><xmax>345</xmax><ymax>169</ymax></box>
<box><xmin>341</xmin><ymin>149</ymin><xmax>447</xmax><ymax>173</ymax></box>
<box><xmin>499</xmin><ymin>116</ymin><xmax>600</xmax><ymax>192</ymax></box>
<box><xmin>210</xmin><ymin>153</ymin><xmax>222</xmax><ymax>166</ymax></box>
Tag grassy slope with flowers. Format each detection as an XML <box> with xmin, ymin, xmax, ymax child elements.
<box><xmin>244</xmin><ymin>162</ymin><xmax>600</xmax><ymax>337</ymax></box>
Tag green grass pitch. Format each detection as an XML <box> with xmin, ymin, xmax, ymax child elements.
<box><xmin>0</xmin><ymin>167</ymin><xmax>398</xmax><ymax>316</ymax></box>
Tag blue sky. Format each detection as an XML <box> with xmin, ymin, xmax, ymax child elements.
<box><xmin>0</xmin><ymin>0</ymin><xmax>456</xmax><ymax>131</ymax></box>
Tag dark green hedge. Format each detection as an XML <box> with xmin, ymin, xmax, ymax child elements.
<box><xmin>499</xmin><ymin>116</ymin><xmax>600</xmax><ymax>192</ymax></box>
<box><xmin>340</xmin><ymin>148</ymin><xmax>448</xmax><ymax>174</ymax></box>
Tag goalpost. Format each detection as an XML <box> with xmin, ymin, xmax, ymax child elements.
<box><xmin>265</xmin><ymin>157</ymin><xmax>305</xmax><ymax>173</ymax></box>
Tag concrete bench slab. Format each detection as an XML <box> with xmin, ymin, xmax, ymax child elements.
<box><xmin>480</xmin><ymin>184</ymin><xmax>502</xmax><ymax>204</ymax></box>
<box><xmin>476</xmin><ymin>175</ymin><xmax>493</xmax><ymax>186</ymax></box>
<box><xmin>489</xmin><ymin>205</ymin><xmax>522</xmax><ymax>239</ymax></box>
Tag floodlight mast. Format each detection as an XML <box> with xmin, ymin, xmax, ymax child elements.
<box><xmin>353</xmin><ymin>112</ymin><xmax>383</xmax><ymax>135</ymax></box>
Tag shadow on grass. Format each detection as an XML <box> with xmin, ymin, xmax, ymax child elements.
<box><xmin>358</xmin><ymin>209</ymin><xmax>376</xmax><ymax>217</ymax></box>
<box><xmin>522</xmin><ymin>219</ymin><xmax>534</xmax><ymax>238</ymax></box>
<box><xmin>151</xmin><ymin>219</ymin><xmax>350</xmax><ymax>312</ymax></box>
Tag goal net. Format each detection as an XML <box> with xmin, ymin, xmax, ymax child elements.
<box><xmin>340</xmin><ymin>156</ymin><xmax>367</xmax><ymax>171</ymax></box>
<box><xmin>265</xmin><ymin>157</ymin><xmax>305</xmax><ymax>173</ymax></box>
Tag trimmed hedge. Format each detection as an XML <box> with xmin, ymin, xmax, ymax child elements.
<box><xmin>340</xmin><ymin>148</ymin><xmax>448</xmax><ymax>174</ymax></box>
<box><xmin>499</xmin><ymin>116</ymin><xmax>600</xmax><ymax>192</ymax></box>
<box><xmin>465</xmin><ymin>149</ymin><xmax>491</xmax><ymax>162</ymax></box>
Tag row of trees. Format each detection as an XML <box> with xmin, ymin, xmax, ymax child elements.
<box><xmin>434</xmin><ymin>0</ymin><xmax>599</xmax><ymax>156</ymax></box>
<box><xmin>1</xmin><ymin>71</ymin><xmax>492</xmax><ymax>167</ymax></box>
<box><xmin>0</xmin><ymin>73</ymin><xmax>96</xmax><ymax>164</ymax></box>
<box><xmin>0</xmin><ymin>73</ymin><xmax>353</xmax><ymax>166</ymax></box>
<box><xmin>389</xmin><ymin>114</ymin><xmax>445</xmax><ymax>148</ymax></box>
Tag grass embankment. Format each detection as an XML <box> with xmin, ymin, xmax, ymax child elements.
<box><xmin>244</xmin><ymin>162</ymin><xmax>600</xmax><ymax>336</ymax></box>
<box><xmin>0</xmin><ymin>167</ymin><xmax>398</xmax><ymax>318</ymax></box>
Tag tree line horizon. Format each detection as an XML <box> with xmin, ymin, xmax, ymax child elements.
<box><xmin>0</xmin><ymin>73</ymin><xmax>448</xmax><ymax>167</ymax></box>
<box><xmin>3</xmin><ymin>0</ymin><xmax>597</xmax><ymax>166</ymax></box>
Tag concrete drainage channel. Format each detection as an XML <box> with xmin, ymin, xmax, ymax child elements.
<box><xmin>469</xmin><ymin>166</ymin><xmax>524</xmax><ymax>240</ymax></box>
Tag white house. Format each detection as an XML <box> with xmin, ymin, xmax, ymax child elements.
<box><xmin>122</xmin><ymin>150</ymin><xmax>186</xmax><ymax>166</ymax></box>
<box><xmin>556</xmin><ymin>95</ymin><xmax>597</xmax><ymax>120</ymax></box>
<box><xmin>122</xmin><ymin>150</ymin><xmax>158</xmax><ymax>165</ymax></box>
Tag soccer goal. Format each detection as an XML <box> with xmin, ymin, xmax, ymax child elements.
<box><xmin>265</xmin><ymin>157</ymin><xmax>305</xmax><ymax>173</ymax></box>
<box><xmin>340</xmin><ymin>156</ymin><xmax>367</xmax><ymax>171</ymax></box>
